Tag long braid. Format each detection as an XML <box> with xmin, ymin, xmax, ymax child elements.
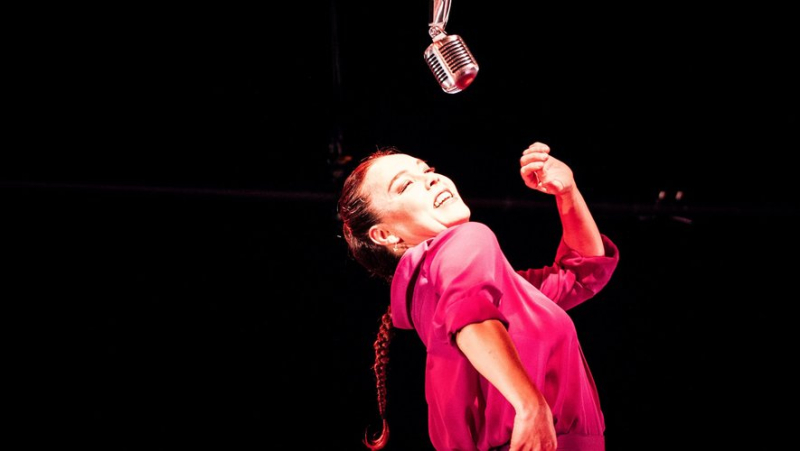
<box><xmin>337</xmin><ymin>149</ymin><xmax>404</xmax><ymax>448</ymax></box>
<box><xmin>364</xmin><ymin>305</ymin><xmax>394</xmax><ymax>450</ymax></box>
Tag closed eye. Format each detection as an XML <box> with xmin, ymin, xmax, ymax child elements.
<box><xmin>399</xmin><ymin>166</ymin><xmax>436</xmax><ymax>193</ymax></box>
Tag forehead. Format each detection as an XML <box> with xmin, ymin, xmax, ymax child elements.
<box><xmin>364</xmin><ymin>153</ymin><xmax>421</xmax><ymax>188</ymax></box>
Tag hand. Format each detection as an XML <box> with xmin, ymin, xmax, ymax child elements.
<box><xmin>519</xmin><ymin>142</ymin><xmax>575</xmax><ymax>195</ymax></box>
<box><xmin>508</xmin><ymin>403</ymin><xmax>558</xmax><ymax>451</ymax></box>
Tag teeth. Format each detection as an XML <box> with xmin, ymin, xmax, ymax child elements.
<box><xmin>434</xmin><ymin>191</ymin><xmax>453</xmax><ymax>208</ymax></box>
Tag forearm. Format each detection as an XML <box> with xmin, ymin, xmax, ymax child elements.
<box><xmin>455</xmin><ymin>319</ymin><xmax>548</xmax><ymax>414</ymax></box>
<box><xmin>555</xmin><ymin>186</ymin><xmax>604</xmax><ymax>257</ymax></box>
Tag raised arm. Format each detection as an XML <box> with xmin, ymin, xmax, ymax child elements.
<box><xmin>456</xmin><ymin>319</ymin><xmax>557</xmax><ymax>451</ymax></box>
<box><xmin>520</xmin><ymin>142</ymin><xmax>604</xmax><ymax>257</ymax></box>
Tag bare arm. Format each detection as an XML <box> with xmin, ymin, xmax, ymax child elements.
<box><xmin>520</xmin><ymin>142</ymin><xmax>604</xmax><ymax>257</ymax></box>
<box><xmin>555</xmin><ymin>186</ymin><xmax>604</xmax><ymax>256</ymax></box>
<box><xmin>456</xmin><ymin>319</ymin><xmax>557</xmax><ymax>451</ymax></box>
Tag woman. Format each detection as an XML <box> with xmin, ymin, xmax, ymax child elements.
<box><xmin>337</xmin><ymin>142</ymin><xmax>619</xmax><ymax>451</ymax></box>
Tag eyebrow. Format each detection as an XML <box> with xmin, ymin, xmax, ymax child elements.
<box><xmin>388</xmin><ymin>159</ymin><xmax>427</xmax><ymax>192</ymax></box>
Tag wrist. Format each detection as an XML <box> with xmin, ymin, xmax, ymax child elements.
<box><xmin>513</xmin><ymin>391</ymin><xmax>550</xmax><ymax>419</ymax></box>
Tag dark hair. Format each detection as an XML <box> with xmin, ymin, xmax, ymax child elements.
<box><xmin>337</xmin><ymin>147</ymin><xmax>402</xmax><ymax>282</ymax></box>
<box><xmin>364</xmin><ymin>306</ymin><xmax>394</xmax><ymax>450</ymax></box>
<box><xmin>337</xmin><ymin>147</ymin><xmax>401</xmax><ymax>450</ymax></box>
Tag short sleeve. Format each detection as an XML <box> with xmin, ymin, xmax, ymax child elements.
<box><xmin>517</xmin><ymin>234</ymin><xmax>620</xmax><ymax>311</ymax></box>
<box><xmin>427</xmin><ymin>222</ymin><xmax>509</xmax><ymax>341</ymax></box>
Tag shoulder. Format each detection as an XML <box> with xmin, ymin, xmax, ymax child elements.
<box><xmin>425</xmin><ymin>221</ymin><xmax>509</xmax><ymax>286</ymax></box>
<box><xmin>430</xmin><ymin>221</ymin><xmax>500</xmax><ymax>253</ymax></box>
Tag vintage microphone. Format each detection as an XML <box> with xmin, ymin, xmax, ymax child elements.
<box><xmin>424</xmin><ymin>0</ymin><xmax>479</xmax><ymax>93</ymax></box>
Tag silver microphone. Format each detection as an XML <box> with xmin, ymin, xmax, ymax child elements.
<box><xmin>424</xmin><ymin>0</ymin><xmax>479</xmax><ymax>93</ymax></box>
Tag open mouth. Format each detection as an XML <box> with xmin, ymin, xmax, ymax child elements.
<box><xmin>434</xmin><ymin>190</ymin><xmax>454</xmax><ymax>208</ymax></box>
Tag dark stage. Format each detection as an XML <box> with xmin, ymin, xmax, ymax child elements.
<box><xmin>6</xmin><ymin>2</ymin><xmax>799</xmax><ymax>449</ymax></box>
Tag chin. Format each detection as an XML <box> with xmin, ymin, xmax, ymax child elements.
<box><xmin>449</xmin><ymin>215</ymin><xmax>471</xmax><ymax>227</ymax></box>
<box><xmin>458</xmin><ymin>205</ymin><xmax>472</xmax><ymax>222</ymax></box>
<box><xmin>438</xmin><ymin>204</ymin><xmax>470</xmax><ymax>227</ymax></box>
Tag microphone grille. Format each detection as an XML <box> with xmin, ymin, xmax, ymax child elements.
<box><xmin>424</xmin><ymin>34</ymin><xmax>479</xmax><ymax>94</ymax></box>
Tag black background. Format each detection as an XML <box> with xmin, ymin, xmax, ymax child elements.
<box><xmin>6</xmin><ymin>2</ymin><xmax>799</xmax><ymax>449</ymax></box>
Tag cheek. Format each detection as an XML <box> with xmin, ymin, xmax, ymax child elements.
<box><xmin>386</xmin><ymin>199</ymin><xmax>431</xmax><ymax>226</ymax></box>
<box><xmin>400</xmin><ymin>203</ymin><xmax>430</xmax><ymax>223</ymax></box>
<box><xmin>377</xmin><ymin>189</ymin><xmax>433</xmax><ymax>217</ymax></box>
<box><xmin>382</xmin><ymin>203</ymin><xmax>418</xmax><ymax>225</ymax></box>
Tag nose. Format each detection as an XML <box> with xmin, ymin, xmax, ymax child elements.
<box><xmin>426</xmin><ymin>172</ymin><xmax>440</xmax><ymax>189</ymax></box>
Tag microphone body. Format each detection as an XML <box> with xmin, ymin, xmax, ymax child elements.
<box><xmin>424</xmin><ymin>34</ymin><xmax>479</xmax><ymax>94</ymax></box>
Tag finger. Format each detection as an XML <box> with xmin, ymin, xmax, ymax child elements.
<box><xmin>520</xmin><ymin>154</ymin><xmax>548</xmax><ymax>168</ymax></box>
<box><xmin>548</xmin><ymin>180</ymin><xmax>564</xmax><ymax>192</ymax></box>
<box><xmin>520</xmin><ymin>160</ymin><xmax>545</xmax><ymax>173</ymax></box>
<box><xmin>522</xmin><ymin>142</ymin><xmax>551</xmax><ymax>155</ymax></box>
<box><xmin>520</xmin><ymin>166</ymin><xmax>544</xmax><ymax>188</ymax></box>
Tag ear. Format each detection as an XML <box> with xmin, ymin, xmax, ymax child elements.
<box><xmin>368</xmin><ymin>224</ymin><xmax>399</xmax><ymax>248</ymax></box>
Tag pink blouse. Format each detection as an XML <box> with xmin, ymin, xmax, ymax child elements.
<box><xmin>390</xmin><ymin>221</ymin><xmax>620</xmax><ymax>450</ymax></box>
